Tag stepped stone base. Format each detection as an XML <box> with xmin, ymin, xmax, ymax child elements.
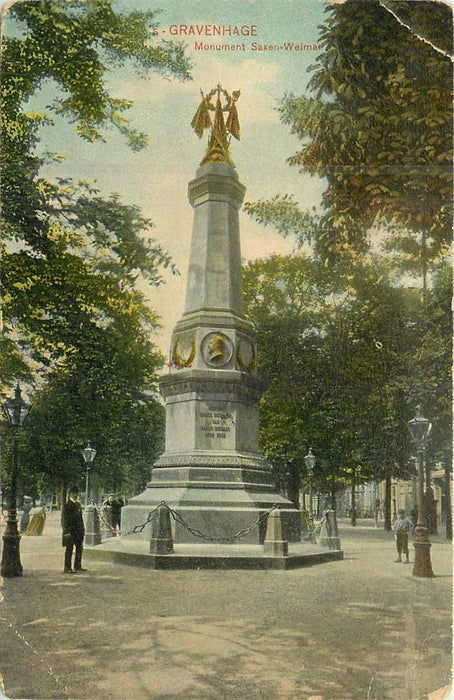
<box><xmin>85</xmin><ymin>540</ymin><xmax>344</xmax><ymax>570</ymax></box>
<box><xmin>121</xmin><ymin>458</ymin><xmax>301</xmax><ymax>544</ymax></box>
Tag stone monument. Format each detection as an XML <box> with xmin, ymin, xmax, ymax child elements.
<box><xmin>122</xmin><ymin>86</ymin><xmax>301</xmax><ymax>544</ymax></box>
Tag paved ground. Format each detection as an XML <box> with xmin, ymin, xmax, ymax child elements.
<box><xmin>0</xmin><ymin>513</ymin><xmax>451</xmax><ymax>700</ymax></box>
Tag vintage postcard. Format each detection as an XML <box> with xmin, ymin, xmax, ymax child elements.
<box><xmin>0</xmin><ymin>1</ymin><xmax>452</xmax><ymax>699</ymax></box>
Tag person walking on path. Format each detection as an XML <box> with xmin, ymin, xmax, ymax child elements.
<box><xmin>111</xmin><ymin>494</ymin><xmax>124</xmax><ymax>536</ymax></box>
<box><xmin>19</xmin><ymin>496</ymin><xmax>33</xmax><ymax>533</ymax></box>
<box><xmin>26</xmin><ymin>503</ymin><xmax>46</xmax><ymax>536</ymax></box>
<box><xmin>103</xmin><ymin>494</ymin><xmax>124</xmax><ymax>536</ymax></box>
<box><xmin>61</xmin><ymin>485</ymin><xmax>87</xmax><ymax>573</ymax></box>
<box><xmin>392</xmin><ymin>508</ymin><xmax>414</xmax><ymax>564</ymax></box>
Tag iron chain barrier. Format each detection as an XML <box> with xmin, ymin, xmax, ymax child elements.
<box><xmin>94</xmin><ymin>505</ymin><xmax>118</xmax><ymax>534</ymax></box>
<box><xmin>113</xmin><ymin>501</ymin><xmax>279</xmax><ymax>542</ymax></box>
<box><xmin>302</xmin><ymin>511</ymin><xmax>329</xmax><ymax>542</ymax></box>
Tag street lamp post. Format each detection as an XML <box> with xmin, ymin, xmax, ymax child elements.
<box><xmin>81</xmin><ymin>443</ymin><xmax>97</xmax><ymax>508</ymax></box>
<box><xmin>304</xmin><ymin>448</ymin><xmax>316</xmax><ymax>525</ymax></box>
<box><xmin>1</xmin><ymin>384</ymin><xmax>31</xmax><ymax>578</ymax></box>
<box><xmin>407</xmin><ymin>407</ymin><xmax>434</xmax><ymax>578</ymax></box>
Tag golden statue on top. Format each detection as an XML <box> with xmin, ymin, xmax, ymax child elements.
<box><xmin>191</xmin><ymin>84</ymin><xmax>241</xmax><ymax>165</ymax></box>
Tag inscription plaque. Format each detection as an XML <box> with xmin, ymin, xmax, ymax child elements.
<box><xmin>199</xmin><ymin>409</ymin><xmax>233</xmax><ymax>440</ymax></box>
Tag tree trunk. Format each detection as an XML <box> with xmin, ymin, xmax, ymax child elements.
<box><xmin>445</xmin><ymin>459</ymin><xmax>452</xmax><ymax>541</ymax></box>
<box><xmin>287</xmin><ymin>463</ymin><xmax>300</xmax><ymax>509</ymax></box>
<box><xmin>421</xmin><ymin>229</ymin><xmax>427</xmax><ymax>305</ymax></box>
<box><xmin>384</xmin><ymin>475</ymin><xmax>392</xmax><ymax>531</ymax></box>
<box><xmin>59</xmin><ymin>481</ymin><xmax>66</xmax><ymax>511</ymax></box>
<box><xmin>351</xmin><ymin>475</ymin><xmax>356</xmax><ymax>527</ymax></box>
<box><xmin>423</xmin><ymin>454</ymin><xmax>438</xmax><ymax>535</ymax></box>
<box><xmin>424</xmin><ymin>456</ymin><xmax>432</xmax><ymax>532</ymax></box>
<box><xmin>331</xmin><ymin>475</ymin><xmax>336</xmax><ymax>510</ymax></box>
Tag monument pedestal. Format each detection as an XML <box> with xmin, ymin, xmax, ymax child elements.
<box><xmin>122</xmin><ymin>493</ymin><xmax>300</xmax><ymax>545</ymax></box>
<box><xmin>122</xmin><ymin>372</ymin><xmax>301</xmax><ymax>544</ymax></box>
<box><xmin>122</xmin><ymin>160</ymin><xmax>300</xmax><ymax>544</ymax></box>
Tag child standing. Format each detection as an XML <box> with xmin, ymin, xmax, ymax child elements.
<box><xmin>393</xmin><ymin>509</ymin><xmax>414</xmax><ymax>564</ymax></box>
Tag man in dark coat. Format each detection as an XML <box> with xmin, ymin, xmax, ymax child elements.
<box><xmin>61</xmin><ymin>485</ymin><xmax>87</xmax><ymax>573</ymax></box>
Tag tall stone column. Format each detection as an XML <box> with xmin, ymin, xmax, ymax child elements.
<box><xmin>122</xmin><ymin>89</ymin><xmax>300</xmax><ymax>544</ymax></box>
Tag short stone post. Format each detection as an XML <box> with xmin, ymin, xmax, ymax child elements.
<box><xmin>263</xmin><ymin>509</ymin><xmax>288</xmax><ymax>556</ymax></box>
<box><xmin>85</xmin><ymin>505</ymin><xmax>102</xmax><ymax>546</ymax></box>
<box><xmin>101</xmin><ymin>505</ymin><xmax>114</xmax><ymax>539</ymax></box>
<box><xmin>149</xmin><ymin>505</ymin><xmax>174</xmax><ymax>555</ymax></box>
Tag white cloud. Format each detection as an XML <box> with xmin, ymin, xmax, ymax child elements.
<box><xmin>240</xmin><ymin>214</ymin><xmax>295</xmax><ymax>261</ymax></box>
<box><xmin>113</xmin><ymin>52</ymin><xmax>282</xmax><ymax>128</ymax></box>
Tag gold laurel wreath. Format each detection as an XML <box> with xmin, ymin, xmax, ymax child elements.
<box><xmin>172</xmin><ymin>335</ymin><xmax>196</xmax><ymax>369</ymax></box>
<box><xmin>236</xmin><ymin>339</ymin><xmax>257</xmax><ymax>372</ymax></box>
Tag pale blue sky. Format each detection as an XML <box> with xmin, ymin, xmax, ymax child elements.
<box><xmin>4</xmin><ymin>0</ymin><xmax>328</xmax><ymax>355</ymax></box>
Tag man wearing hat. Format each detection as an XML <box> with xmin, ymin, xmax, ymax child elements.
<box><xmin>61</xmin><ymin>485</ymin><xmax>87</xmax><ymax>573</ymax></box>
<box><xmin>392</xmin><ymin>508</ymin><xmax>414</xmax><ymax>564</ymax></box>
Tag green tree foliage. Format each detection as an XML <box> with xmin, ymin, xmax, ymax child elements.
<box><xmin>406</xmin><ymin>261</ymin><xmax>453</xmax><ymax>459</ymax></box>
<box><xmin>244</xmin><ymin>1</ymin><xmax>452</xmax><ymax>520</ymax></box>
<box><xmin>19</xmin><ymin>321</ymin><xmax>165</xmax><ymax>499</ymax></box>
<box><xmin>2</xmin><ymin>181</ymin><xmax>175</xmax><ymax>369</ymax></box>
<box><xmin>244</xmin><ymin>195</ymin><xmax>320</xmax><ymax>248</ymax></box>
<box><xmin>1</xmin><ymin>0</ymin><xmax>191</xmax><ymax>497</ymax></box>
<box><xmin>243</xmin><ymin>253</ymin><xmax>414</xmax><ymax>495</ymax></box>
<box><xmin>247</xmin><ymin>0</ymin><xmax>452</xmax><ymax>265</ymax></box>
<box><xmin>1</xmin><ymin>0</ymin><xmax>191</xmax><ymax>382</ymax></box>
